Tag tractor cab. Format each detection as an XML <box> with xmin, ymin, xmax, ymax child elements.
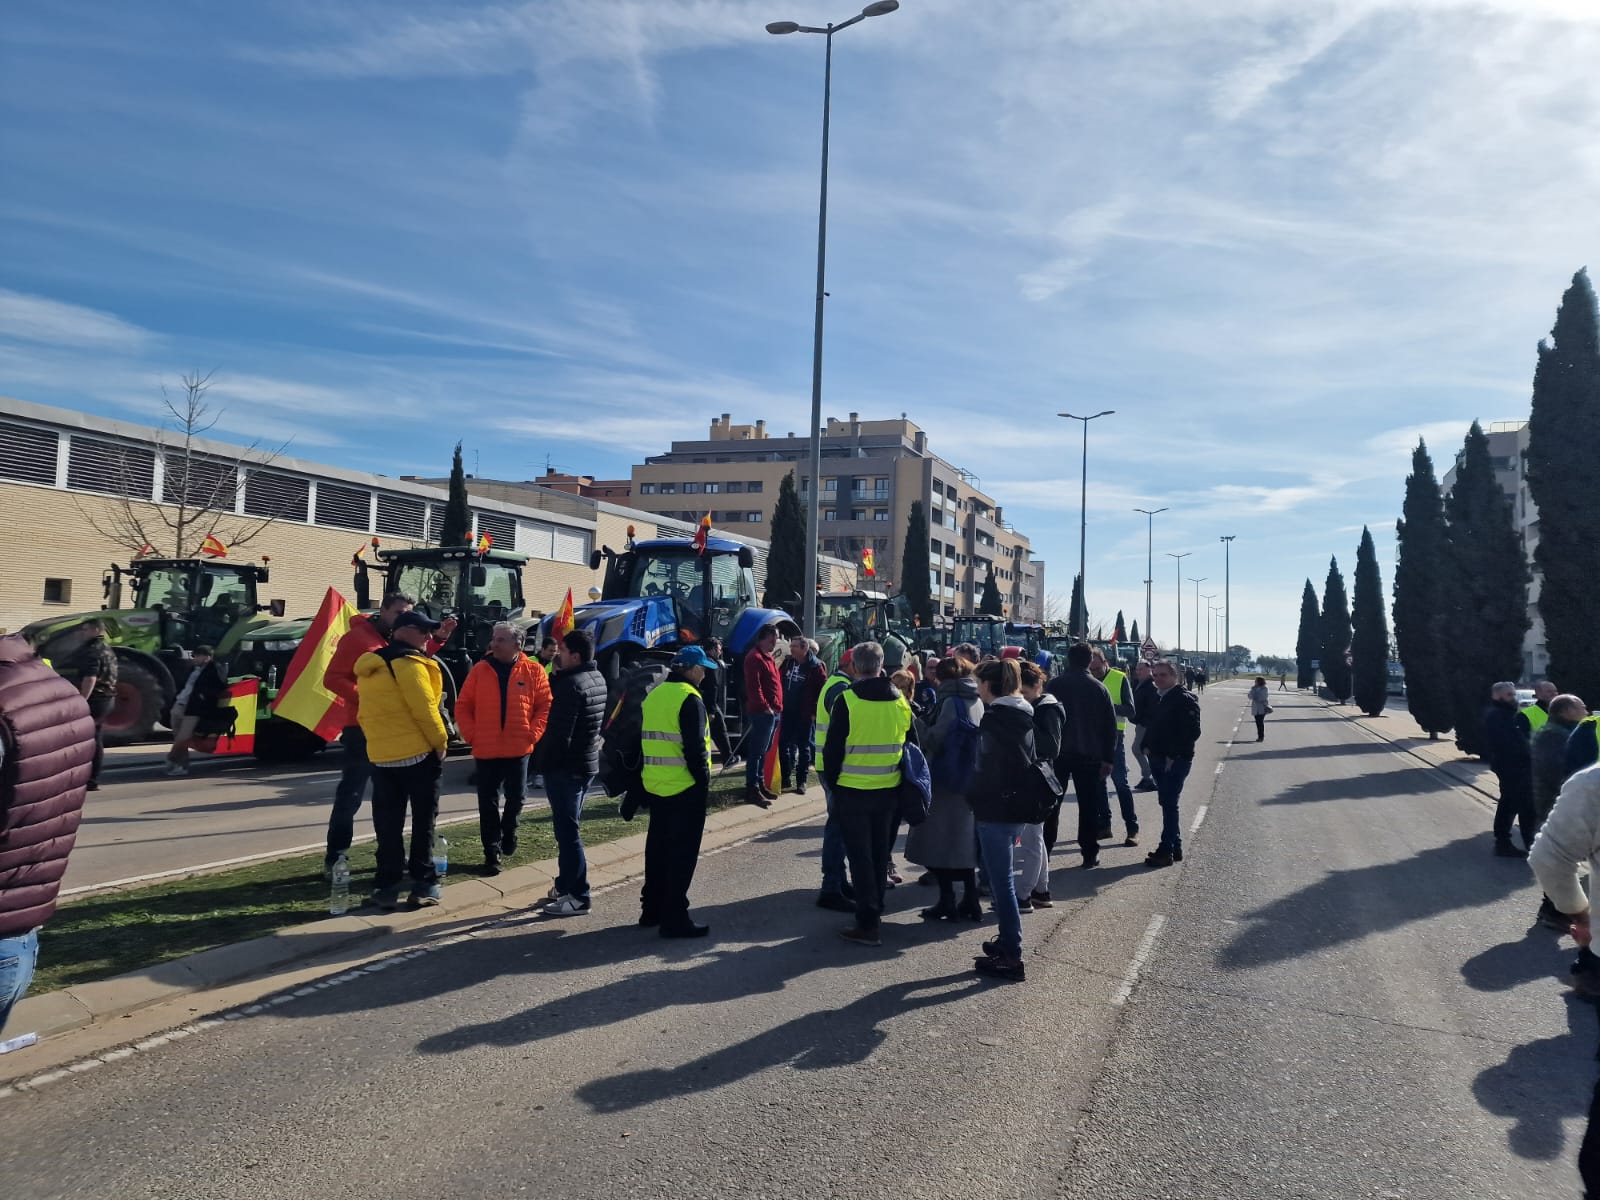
<box><xmin>950</xmin><ymin>613</ymin><xmax>1006</xmax><ymax>658</ymax></box>
<box><xmin>815</xmin><ymin>589</ymin><xmax>904</xmax><ymax>671</ymax></box>
<box><xmin>354</xmin><ymin>545</ymin><xmax>531</xmax><ymax>663</ymax></box>
<box><xmin>106</xmin><ymin>559</ymin><xmax>274</xmax><ymax>657</ymax></box>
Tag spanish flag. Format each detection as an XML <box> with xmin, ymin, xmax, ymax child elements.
<box><xmin>199</xmin><ymin>534</ymin><xmax>228</xmax><ymax>558</ymax></box>
<box><xmin>207</xmin><ymin>679</ymin><xmax>259</xmax><ymax>755</ymax></box>
<box><xmin>272</xmin><ymin>587</ymin><xmax>356</xmax><ymax>740</ymax></box>
<box><xmin>862</xmin><ymin>546</ymin><xmax>876</xmax><ymax>577</ymax></box>
<box><xmin>763</xmin><ymin>723</ymin><xmax>783</xmax><ymax>795</ymax></box>
<box><xmin>476</xmin><ymin>531</ymin><xmax>492</xmax><ymax>554</ymax></box>
<box><xmin>693</xmin><ymin>510</ymin><xmax>712</xmax><ymax>555</ymax></box>
<box><xmin>552</xmin><ymin>587</ymin><xmax>576</xmax><ymax>643</ymax></box>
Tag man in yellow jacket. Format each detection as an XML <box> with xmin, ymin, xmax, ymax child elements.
<box><xmin>356</xmin><ymin>611</ymin><xmax>450</xmax><ymax>909</ymax></box>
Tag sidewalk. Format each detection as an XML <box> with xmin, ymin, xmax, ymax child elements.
<box><xmin>1317</xmin><ymin>696</ymin><xmax>1501</xmax><ymax>807</ymax></box>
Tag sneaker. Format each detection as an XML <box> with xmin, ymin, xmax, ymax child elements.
<box><xmin>886</xmin><ymin>869</ymin><xmax>903</xmax><ymax>887</ymax></box>
<box><xmin>1029</xmin><ymin>890</ymin><xmax>1053</xmax><ymax>908</ymax></box>
<box><xmin>482</xmin><ymin>850</ymin><xmax>502</xmax><ymax>877</ymax></box>
<box><xmin>839</xmin><ymin>926</ymin><xmax>882</xmax><ymax>948</ymax></box>
<box><xmin>1123</xmin><ymin>834</ymin><xmax>1139</xmax><ymax>847</ymax></box>
<box><xmin>1014</xmin><ymin>897</ymin><xmax>1035</xmax><ymax>914</ymax></box>
<box><xmin>164</xmin><ymin>764</ymin><xmax>188</xmax><ymax>777</ymax></box>
<box><xmin>744</xmin><ymin>788</ymin><xmax>772</xmax><ymax>809</ymax></box>
<box><xmin>545</xmin><ymin>894</ymin><xmax>591</xmax><ymax>917</ymax></box>
<box><xmin>1572</xmin><ymin>959</ymin><xmax>1600</xmax><ymax>999</ymax></box>
<box><xmin>660</xmin><ymin>920</ymin><xmax>710</xmax><ymax>939</ymax></box>
<box><xmin>1173</xmin><ymin>847</ymin><xmax>1184</xmax><ymax>862</ymax></box>
<box><xmin>982</xmin><ymin>936</ymin><xmax>1004</xmax><ymax>957</ymax></box>
<box><xmin>974</xmin><ymin>954</ymin><xmax>1026</xmax><ymax>982</ymax></box>
<box><xmin>816</xmin><ymin>891</ymin><xmax>855</xmax><ymax>913</ymax></box>
<box><xmin>1144</xmin><ymin>849</ymin><xmax>1175</xmax><ymax>869</ymax></box>
<box><xmin>369</xmin><ymin>885</ymin><xmax>402</xmax><ymax>911</ymax></box>
<box><xmin>1537</xmin><ymin>898</ymin><xmax>1573</xmax><ymax>932</ymax></box>
<box><xmin>544</xmin><ymin>884</ymin><xmax>562</xmax><ymax>902</ymax></box>
<box><xmin>1097</xmin><ymin>824</ymin><xmax>1113</xmax><ymax>841</ymax></box>
<box><xmin>1494</xmin><ymin>841</ymin><xmax>1529</xmax><ymax>859</ymax></box>
<box><xmin>500</xmin><ymin>830</ymin><xmax>518</xmax><ymax>857</ymax></box>
<box><xmin>409</xmin><ymin>883</ymin><xmax>442</xmax><ymax>907</ymax></box>
<box><xmin>1134</xmin><ymin>780</ymin><xmax>1157</xmax><ymax>793</ymax></box>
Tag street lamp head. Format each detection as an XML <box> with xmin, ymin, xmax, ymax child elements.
<box><xmin>1093</xmin><ymin>409</ymin><xmax>1115</xmax><ymax>418</ymax></box>
<box><xmin>766</xmin><ymin>20</ymin><xmax>800</xmax><ymax>34</ymax></box>
<box><xmin>861</xmin><ymin>0</ymin><xmax>899</xmax><ymax>15</ymax></box>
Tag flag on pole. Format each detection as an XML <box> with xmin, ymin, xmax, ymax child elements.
<box><xmin>763</xmin><ymin>723</ymin><xmax>783</xmax><ymax>795</ymax></box>
<box><xmin>693</xmin><ymin>511</ymin><xmax>712</xmax><ymax>555</ymax></box>
<box><xmin>552</xmin><ymin>588</ymin><xmax>576</xmax><ymax>642</ymax></box>
<box><xmin>197</xmin><ymin>678</ymin><xmax>258</xmax><ymax>756</ymax></box>
<box><xmin>272</xmin><ymin>587</ymin><xmax>357</xmax><ymax>740</ymax></box>
<box><xmin>199</xmin><ymin>534</ymin><xmax>228</xmax><ymax>558</ymax></box>
<box><xmin>476</xmin><ymin>531</ymin><xmax>492</xmax><ymax>554</ymax></box>
<box><xmin>862</xmin><ymin>547</ymin><xmax>876</xmax><ymax>577</ymax></box>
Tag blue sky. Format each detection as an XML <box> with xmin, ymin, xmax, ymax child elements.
<box><xmin>4</xmin><ymin>0</ymin><xmax>1598</xmax><ymax>655</ymax></box>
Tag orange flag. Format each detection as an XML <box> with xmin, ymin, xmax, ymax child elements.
<box><xmin>552</xmin><ymin>588</ymin><xmax>576</xmax><ymax>642</ymax></box>
<box><xmin>272</xmin><ymin>587</ymin><xmax>356</xmax><ymax>740</ymax></box>
<box><xmin>693</xmin><ymin>511</ymin><xmax>712</xmax><ymax>555</ymax></box>
<box><xmin>199</xmin><ymin>534</ymin><xmax>228</xmax><ymax>558</ymax></box>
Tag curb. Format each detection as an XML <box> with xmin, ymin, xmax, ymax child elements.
<box><xmin>1314</xmin><ymin>698</ymin><xmax>1499</xmax><ymax>809</ymax></box>
<box><xmin>7</xmin><ymin>789</ymin><xmax>828</xmax><ymax>1047</ymax></box>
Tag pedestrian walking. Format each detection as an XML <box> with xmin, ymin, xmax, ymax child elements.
<box><xmin>456</xmin><ymin>623</ymin><xmax>552</xmax><ymax>875</ymax></box>
<box><xmin>1016</xmin><ymin>659</ymin><xmax>1064</xmax><ymax>908</ymax></box>
<box><xmin>821</xmin><ymin>641</ymin><xmax>916</xmax><ymax>948</ymax></box>
<box><xmin>637</xmin><ymin>646</ymin><xmax>718</xmax><ymax>938</ymax></box>
<box><xmin>1044</xmin><ymin>643</ymin><xmax>1117</xmax><ymax>865</ymax></box>
<box><xmin>540</xmin><ymin>629</ymin><xmax>607</xmax><ymax>916</ymax></box>
<box><xmin>1277</xmin><ymin>673</ymin><xmax>1288</xmax><ymax>692</ymax></box>
<box><xmin>1528</xmin><ymin>763</ymin><xmax>1600</xmax><ymax>998</ymax></box>
<box><xmin>354</xmin><ymin>611</ymin><xmax>450</xmax><ymax>909</ymax></box>
<box><xmin>1143</xmin><ymin>658</ymin><xmax>1202</xmax><ymax>869</ymax></box>
<box><xmin>322</xmin><ymin>592</ymin><xmax>454</xmax><ymax>876</ymax></box>
<box><xmin>741</xmin><ymin>625</ymin><xmax>783</xmax><ymax>808</ymax></box>
<box><xmin>778</xmin><ymin>636</ymin><xmax>826</xmax><ymax>794</ymax></box>
<box><xmin>0</xmin><ymin>633</ymin><xmax>94</xmax><ymax>1034</ymax></box>
<box><xmin>812</xmin><ymin>649</ymin><xmax>857</xmax><ymax>913</ymax></box>
<box><xmin>1484</xmin><ymin>681</ymin><xmax>1537</xmax><ymax>858</ymax></box>
<box><xmin>164</xmin><ymin>645</ymin><xmax>227</xmax><ymax>776</ymax></box>
<box><xmin>1531</xmin><ymin>693</ymin><xmax>1588</xmax><ymax>931</ymax></box>
<box><xmin>1248</xmin><ymin>676</ymin><xmax>1272</xmax><ymax>741</ymax></box>
<box><xmin>1130</xmin><ymin>659</ymin><xmax>1158</xmax><ymax>792</ymax></box>
<box><xmin>66</xmin><ymin>620</ymin><xmax>116</xmax><ymax>791</ymax></box>
<box><xmin>969</xmin><ymin>657</ymin><xmax>1039</xmax><ymax>983</ymax></box>
<box><xmin>1089</xmin><ymin>648</ymin><xmax>1138</xmax><ymax>843</ymax></box>
<box><xmin>904</xmin><ymin>655</ymin><xmax>983</xmax><ymax>922</ymax></box>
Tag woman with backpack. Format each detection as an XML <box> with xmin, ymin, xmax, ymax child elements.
<box><xmin>904</xmin><ymin>656</ymin><xmax>983</xmax><ymax>922</ymax></box>
<box><xmin>968</xmin><ymin>658</ymin><xmax>1040</xmax><ymax>982</ymax></box>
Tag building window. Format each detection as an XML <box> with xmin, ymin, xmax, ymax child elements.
<box><xmin>850</xmin><ymin>509</ymin><xmax>866</xmax><ymax>521</ymax></box>
<box><xmin>746</xmin><ymin>512</ymin><xmax>762</xmax><ymax>524</ymax></box>
<box><xmin>823</xmin><ymin>478</ymin><xmax>838</xmax><ymax>494</ymax></box>
<box><xmin>0</xmin><ymin>421</ymin><xmax>58</xmax><ymax>485</ymax></box>
<box><xmin>375</xmin><ymin>493</ymin><xmax>426</xmax><ymax>540</ymax></box>
<box><xmin>873</xmin><ymin>509</ymin><xmax>890</xmax><ymax>521</ymax></box>
<box><xmin>639</xmin><ymin>482</ymin><xmax>658</xmax><ymax>495</ymax></box>
<box><xmin>747</xmin><ymin>481</ymin><xmax>763</xmax><ymax>493</ymax></box>
<box><xmin>315</xmin><ymin>481</ymin><xmax>371</xmax><ymax>530</ymax></box>
<box><xmin>706</xmin><ymin>483</ymin><xmax>720</xmax><ymax>494</ymax></box>
<box><xmin>242</xmin><ymin>470</ymin><xmax>310</xmax><ymax>521</ymax></box>
<box><xmin>726</xmin><ymin>481</ymin><xmax>744</xmax><ymax>494</ymax></box>
<box><xmin>684</xmin><ymin>482</ymin><xmax>702</xmax><ymax>494</ymax></box>
<box><xmin>824</xmin><ymin>509</ymin><xmax>837</xmax><ymax>521</ymax></box>
<box><xmin>164</xmin><ymin>451</ymin><xmax>238</xmax><ymax>510</ymax></box>
<box><xmin>42</xmin><ymin>578</ymin><xmax>71</xmax><ymax>605</ymax></box>
<box><xmin>660</xmin><ymin>483</ymin><xmax>678</xmax><ymax>494</ymax></box>
<box><xmin>67</xmin><ymin>437</ymin><xmax>157</xmax><ymax>499</ymax></box>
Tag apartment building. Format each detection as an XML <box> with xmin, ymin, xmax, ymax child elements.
<box><xmin>628</xmin><ymin>413</ymin><xmax>1045</xmax><ymax>619</ymax></box>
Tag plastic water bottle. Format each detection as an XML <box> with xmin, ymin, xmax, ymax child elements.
<box><xmin>433</xmin><ymin>834</ymin><xmax>449</xmax><ymax>881</ymax></box>
<box><xmin>329</xmin><ymin>854</ymin><xmax>350</xmax><ymax>916</ymax></box>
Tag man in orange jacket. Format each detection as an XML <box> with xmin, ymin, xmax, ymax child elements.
<box><xmin>321</xmin><ymin>592</ymin><xmax>454</xmax><ymax>874</ymax></box>
<box><xmin>457</xmin><ymin>622</ymin><xmax>552</xmax><ymax>874</ymax></box>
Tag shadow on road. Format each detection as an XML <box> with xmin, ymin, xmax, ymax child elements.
<box><xmin>1263</xmin><ymin>766</ymin><xmax>1456</xmax><ymax>806</ymax></box>
<box><xmin>1230</xmin><ymin>742</ymin><xmax>1398</xmax><ymax>762</ymax></box>
<box><xmin>1461</xmin><ymin>935</ymin><xmax>1575</xmax><ymax>994</ymax></box>
<box><xmin>1472</xmin><ymin>993</ymin><xmax>1599</xmax><ymax>1161</ymax></box>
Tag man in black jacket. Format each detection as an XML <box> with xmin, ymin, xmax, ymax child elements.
<box><xmin>541</xmin><ymin>630</ymin><xmax>608</xmax><ymax>916</ymax></box>
<box><xmin>1129</xmin><ymin>660</ymin><xmax>1158</xmax><ymax>792</ymax></box>
<box><xmin>1144</xmin><ymin>659</ymin><xmax>1201</xmax><ymax>868</ymax></box>
<box><xmin>1044</xmin><ymin>643</ymin><xmax>1116</xmax><ymax>868</ymax></box>
<box><xmin>165</xmin><ymin>646</ymin><xmax>227</xmax><ymax>776</ymax></box>
<box><xmin>1483</xmin><ymin>681</ymin><xmax>1536</xmax><ymax>857</ymax></box>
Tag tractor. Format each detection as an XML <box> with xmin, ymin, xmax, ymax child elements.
<box><xmin>21</xmin><ymin>557</ymin><xmax>284</xmax><ymax>745</ymax></box>
<box><xmin>814</xmin><ymin>588</ymin><xmax>910</xmax><ymax>673</ymax></box>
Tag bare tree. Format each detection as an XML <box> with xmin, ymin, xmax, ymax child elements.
<box><xmin>1042</xmin><ymin>589</ymin><xmax>1072</xmax><ymax>623</ymax></box>
<box><xmin>79</xmin><ymin>372</ymin><xmax>293</xmax><ymax>557</ymax></box>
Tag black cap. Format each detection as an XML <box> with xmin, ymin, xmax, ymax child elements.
<box><xmin>391</xmin><ymin>610</ymin><xmax>442</xmax><ymax>635</ymax></box>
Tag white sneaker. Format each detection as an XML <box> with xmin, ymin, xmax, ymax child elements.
<box><xmin>164</xmin><ymin>764</ymin><xmax>188</xmax><ymax>777</ymax></box>
<box><xmin>544</xmin><ymin>894</ymin><xmax>591</xmax><ymax>917</ymax></box>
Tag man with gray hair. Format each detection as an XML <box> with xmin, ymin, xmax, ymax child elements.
<box><xmin>1483</xmin><ymin>680</ymin><xmax>1536</xmax><ymax>857</ymax></box>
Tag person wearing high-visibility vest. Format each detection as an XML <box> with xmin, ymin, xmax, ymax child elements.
<box><xmin>1518</xmin><ymin>680</ymin><xmax>1558</xmax><ymax>737</ymax></box>
<box><xmin>821</xmin><ymin>641</ymin><xmax>916</xmax><ymax>948</ymax></box>
<box><xmin>1090</xmin><ymin>648</ymin><xmax>1139</xmax><ymax>846</ymax></box>
<box><xmin>812</xmin><ymin>649</ymin><xmax>857</xmax><ymax>913</ymax></box>
<box><xmin>636</xmin><ymin>646</ymin><xmax>718</xmax><ymax>939</ymax></box>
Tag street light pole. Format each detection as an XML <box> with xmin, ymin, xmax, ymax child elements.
<box><xmin>1220</xmin><ymin>534</ymin><xmax>1235</xmax><ymax>673</ymax></box>
<box><xmin>1189</xmin><ymin>577</ymin><xmax>1207</xmax><ymax>655</ymax></box>
<box><xmin>1134</xmin><ymin>506</ymin><xmax>1167</xmax><ymax>645</ymax></box>
<box><xmin>1059</xmin><ymin>410</ymin><xmax>1115</xmax><ymax>640</ymax></box>
<box><xmin>1202</xmin><ymin>594</ymin><xmax>1216</xmax><ymax>656</ymax></box>
<box><xmin>1166</xmin><ymin>551</ymin><xmax>1190</xmax><ymax>653</ymax></box>
<box><xmin>767</xmin><ymin>2</ymin><xmax>900</xmax><ymax>637</ymax></box>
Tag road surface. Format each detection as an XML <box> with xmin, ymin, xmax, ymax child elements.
<box><xmin>4</xmin><ymin>685</ymin><xmax>1588</xmax><ymax>1197</ymax></box>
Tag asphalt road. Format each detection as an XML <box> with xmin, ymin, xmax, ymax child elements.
<box><xmin>4</xmin><ymin>684</ymin><xmax>1589</xmax><ymax>1197</ymax></box>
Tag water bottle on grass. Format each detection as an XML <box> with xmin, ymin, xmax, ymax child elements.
<box><xmin>329</xmin><ymin>854</ymin><xmax>350</xmax><ymax>916</ymax></box>
<box><xmin>433</xmin><ymin>834</ymin><xmax>449</xmax><ymax>882</ymax></box>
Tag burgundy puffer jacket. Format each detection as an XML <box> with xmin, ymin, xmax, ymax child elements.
<box><xmin>0</xmin><ymin>634</ymin><xmax>94</xmax><ymax>936</ymax></box>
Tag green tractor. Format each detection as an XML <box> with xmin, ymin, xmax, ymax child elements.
<box><xmin>21</xmin><ymin>558</ymin><xmax>284</xmax><ymax>745</ymax></box>
<box><xmin>813</xmin><ymin>589</ymin><xmax>911</xmax><ymax>673</ymax></box>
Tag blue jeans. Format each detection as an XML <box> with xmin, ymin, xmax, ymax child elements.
<box><xmin>1111</xmin><ymin>731</ymin><xmax>1138</xmax><ymax>835</ymax></box>
<box><xmin>326</xmin><ymin>726</ymin><xmax>372</xmax><ymax>864</ymax></box>
<box><xmin>744</xmin><ymin>711</ymin><xmax>779</xmax><ymax>790</ymax></box>
<box><xmin>545</xmin><ymin>769</ymin><xmax>592</xmax><ymax>903</ymax></box>
<box><xmin>976</xmin><ymin>822</ymin><xmax>1025</xmax><ymax>959</ymax></box>
<box><xmin>0</xmin><ymin>928</ymin><xmax>40</xmax><ymax>1036</ymax></box>
<box><xmin>1149</xmin><ymin>754</ymin><xmax>1192</xmax><ymax>854</ymax></box>
<box><xmin>820</xmin><ymin>782</ymin><xmax>848</xmax><ymax>893</ymax></box>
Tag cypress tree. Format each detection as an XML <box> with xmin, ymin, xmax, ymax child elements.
<box><xmin>980</xmin><ymin>564</ymin><xmax>1004</xmax><ymax>616</ymax></box>
<box><xmin>1350</xmin><ymin>526</ymin><xmax>1389</xmax><ymax>716</ymax></box>
<box><xmin>1113</xmin><ymin>610</ymin><xmax>1127</xmax><ymax>644</ymax></box>
<box><xmin>1321</xmin><ymin>557</ymin><xmax>1352</xmax><ymax>701</ymax></box>
<box><xmin>1444</xmin><ymin>421</ymin><xmax>1530</xmax><ymax>756</ymax></box>
<box><xmin>1295</xmin><ymin>578</ymin><xmax>1320</xmax><ymax>689</ymax></box>
<box><xmin>1394</xmin><ymin>440</ymin><xmax>1453</xmax><ymax>737</ymax></box>
<box><xmin>763</xmin><ymin>471</ymin><xmax>807</xmax><ymax>611</ymax></box>
<box><xmin>1129</xmin><ymin>618</ymin><xmax>1141</xmax><ymax>647</ymax></box>
<box><xmin>1068</xmin><ymin>573</ymin><xmax>1086</xmax><ymax>637</ymax></box>
<box><xmin>899</xmin><ymin>500</ymin><xmax>934</xmax><ymax>627</ymax></box>
<box><xmin>1527</xmin><ymin>268</ymin><xmax>1600</xmax><ymax>705</ymax></box>
<box><xmin>438</xmin><ymin>442</ymin><xmax>471</xmax><ymax>546</ymax></box>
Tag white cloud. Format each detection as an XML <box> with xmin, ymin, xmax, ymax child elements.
<box><xmin>0</xmin><ymin>288</ymin><xmax>149</xmax><ymax>349</ymax></box>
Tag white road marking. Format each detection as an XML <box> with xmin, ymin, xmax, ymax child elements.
<box><xmin>1214</xmin><ymin>763</ymin><xmax>1225</xmax><ymax>775</ymax></box>
<box><xmin>1113</xmin><ymin>914</ymin><xmax>1167</xmax><ymax>1006</ymax></box>
<box><xmin>1191</xmin><ymin>804</ymin><xmax>1209</xmax><ymax>833</ymax></box>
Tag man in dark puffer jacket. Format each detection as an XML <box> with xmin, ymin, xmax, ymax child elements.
<box><xmin>0</xmin><ymin>633</ymin><xmax>95</xmax><ymax>1032</ymax></box>
<box><xmin>540</xmin><ymin>629</ymin><xmax>609</xmax><ymax>916</ymax></box>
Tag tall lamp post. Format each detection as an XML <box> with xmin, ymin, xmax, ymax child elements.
<box><xmin>1059</xmin><ymin>410</ymin><xmax>1115</xmax><ymax>640</ymax></box>
<box><xmin>1219</xmin><ymin>534</ymin><xmax>1236</xmax><ymax>673</ymax></box>
<box><xmin>767</xmin><ymin>1</ymin><xmax>901</xmax><ymax>636</ymax></box>
<box><xmin>1166</xmin><ymin>551</ymin><xmax>1190</xmax><ymax>653</ymax></box>
<box><xmin>1188</xmin><ymin>577</ymin><xmax>1207</xmax><ymax>656</ymax></box>
<box><xmin>1134</xmin><ymin>506</ymin><xmax>1167</xmax><ymax>645</ymax></box>
<box><xmin>1202</xmin><ymin>594</ymin><xmax>1217</xmax><ymax>657</ymax></box>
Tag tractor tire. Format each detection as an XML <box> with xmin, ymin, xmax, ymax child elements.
<box><xmin>102</xmin><ymin>661</ymin><xmax>164</xmax><ymax>746</ymax></box>
<box><xmin>252</xmin><ymin>719</ymin><xmax>328</xmax><ymax>763</ymax></box>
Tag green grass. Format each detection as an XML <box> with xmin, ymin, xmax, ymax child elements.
<box><xmin>34</xmin><ymin>773</ymin><xmax>751</xmax><ymax>996</ymax></box>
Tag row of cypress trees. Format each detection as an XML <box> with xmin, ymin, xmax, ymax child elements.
<box><xmin>1292</xmin><ymin>528</ymin><xmax>1390</xmax><ymax>717</ymax></box>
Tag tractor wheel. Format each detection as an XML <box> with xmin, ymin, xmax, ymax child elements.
<box><xmin>252</xmin><ymin>719</ymin><xmax>328</xmax><ymax>763</ymax></box>
<box><xmin>102</xmin><ymin>661</ymin><xmax>163</xmax><ymax>745</ymax></box>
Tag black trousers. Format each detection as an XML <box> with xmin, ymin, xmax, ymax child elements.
<box><xmin>87</xmin><ymin>695</ymin><xmax>113</xmax><ymax>782</ymax></box>
<box><xmin>1058</xmin><ymin>754</ymin><xmax>1107</xmax><ymax>861</ymax></box>
<box><xmin>778</xmin><ymin>719</ymin><xmax>813</xmax><ymax>785</ymax></box>
<box><xmin>1492</xmin><ymin>767</ymin><xmax>1537</xmax><ymax>848</ymax></box>
<box><xmin>641</xmin><ymin>782</ymin><xmax>708</xmax><ymax>924</ymax></box>
<box><xmin>371</xmin><ymin>755</ymin><xmax>442</xmax><ymax>890</ymax></box>
<box><xmin>475</xmin><ymin>754</ymin><xmax>529</xmax><ymax>852</ymax></box>
<box><xmin>833</xmin><ymin>785</ymin><xmax>898</xmax><ymax>931</ymax></box>
<box><xmin>1254</xmin><ymin>713</ymin><xmax>1266</xmax><ymax>740</ymax></box>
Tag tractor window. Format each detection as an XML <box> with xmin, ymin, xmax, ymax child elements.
<box><xmin>628</xmin><ymin>554</ymin><xmax>702</xmax><ymax>608</ymax></box>
<box><xmin>468</xmin><ymin>565</ymin><xmax>521</xmax><ymax>616</ymax></box>
<box><xmin>393</xmin><ymin>564</ymin><xmax>457</xmax><ymax>617</ymax></box>
<box><xmin>139</xmin><ymin>567</ymin><xmax>197</xmax><ymax>611</ymax></box>
<box><xmin>708</xmin><ymin>553</ymin><xmax>746</xmax><ymax>607</ymax></box>
<box><xmin>817</xmin><ymin>601</ymin><xmax>854</xmax><ymax>632</ymax></box>
<box><xmin>195</xmin><ymin>568</ymin><xmax>253</xmax><ymax>644</ymax></box>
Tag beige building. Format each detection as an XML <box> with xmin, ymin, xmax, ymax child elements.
<box><xmin>629</xmin><ymin>413</ymin><xmax>1045</xmax><ymax>619</ymax></box>
<box><xmin>0</xmin><ymin>398</ymin><xmax>850</xmax><ymax>633</ymax></box>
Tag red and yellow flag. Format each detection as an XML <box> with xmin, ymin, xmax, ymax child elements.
<box><xmin>552</xmin><ymin>587</ymin><xmax>576</xmax><ymax>643</ymax></box>
<box><xmin>476</xmin><ymin>531</ymin><xmax>492</xmax><ymax>553</ymax></box>
<box><xmin>693</xmin><ymin>510</ymin><xmax>712</xmax><ymax>555</ymax></box>
<box><xmin>193</xmin><ymin>678</ymin><xmax>258</xmax><ymax>757</ymax></box>
<box><xmin>862</xmin><ymin>546</ymin><xmax>876</xmax><ymax>577</ymax></box>
<box><xmin>272</xmin><ymin>587</ymin><xmax>357</xmax><ymax>740</ymax></box>
<box><xmin>199</xmin><ymin>534</ymin><xmax>228</xmax><ymax>558</ymax></box>
<box><xmin>763</xmin><ymin>722</ymin><xmax>783</xmax><ymax>794</ymax></box>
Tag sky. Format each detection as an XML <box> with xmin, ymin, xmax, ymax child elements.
<box><xmin>4</xmin><ymin>0</ymin><xmax>1599</xmax><ymax>655</ymax></box>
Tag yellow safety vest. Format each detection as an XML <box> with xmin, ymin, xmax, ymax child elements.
<box><xmin>837</xmin><ymin>689</ymin><xmax>912</xmax><ymax>791</ymax></box>
<box><xmin>640</xmin><ymin>681</ymin><xmax>710</xmax><ymax>798</ymax></box>
<box><xmin>1522</xmin><ymin>704</ymin><xmax>1549</xmax><ymax>734</ymax></box>
<box><xmin>813</xmin><ymin>671</ymin><xmax>851</xmax><ymax>753</ymax></box>
<box><xmin>1104</xmin><ymin>668</ymin><xmax>1128</xmax><ymax>732</ymax></box>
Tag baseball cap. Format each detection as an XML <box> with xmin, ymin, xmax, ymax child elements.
<box><xmin>392</xmin><ymin>610</ymin><xmax>442</xmax><ymax>635</ymax></box>
<box><xmin>672</xmin><ymin>646</ymin><xmax>719</xmax><ymax>671</ymax></box>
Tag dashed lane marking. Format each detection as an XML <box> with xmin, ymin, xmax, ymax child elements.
<box><xmin>1190</xmin><ymin>804</ymin><xmax>1209</xmax><ymax>833</ymax></box>
<box><xmin>1214</xmin><ymin>762</ymin><xmax>1225</xmax><ymax>775</ymax></box>
<box><xmin>1112</xmin><ymin>914</ymin><xmax>1167</xmax><ymax>1006</ymax></box>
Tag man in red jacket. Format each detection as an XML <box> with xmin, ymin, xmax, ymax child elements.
<box><xmin>321</xmin><ymin>592</ymin><xmax>454</xmax><ymax>874</ymax></box>
<box><xmin>0</xmin><ymin>633</ymin><xmax>95</xmax><ymax>1033</ymax></box>
<box><xmin>741</xmin><ymin>624</ymin><xmax>783</xmax><ymax>808</ymax></box>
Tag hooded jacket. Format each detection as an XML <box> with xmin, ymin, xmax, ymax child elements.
<box><xmin>457</xmin><ymin>652</ymin><xmax>552</xmax><ymax>760</ymax></box>
<box><xmin>0</xmin><ymin>634</ymin><xmax>95</xmax><ymax>937</ymax></box>
<box><xmin>966</xmin><ymin>695</ymin><xmax>1040</xmax><ymax>824</ymax></box>
<box><xmin>1031</xmin><ymin>691</ymin><xmax>1066</xmax><ymax>764</ymax></box>
<box><xmin>354</xmin><ymin>644</ymin><xmax>448</xmax><ymax>765</ymax></box>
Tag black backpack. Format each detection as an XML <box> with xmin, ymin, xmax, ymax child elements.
<box><xmin>597</xmin><ymin>661</ymin><xmax>671</xmax><ymax>798</ymax></box>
